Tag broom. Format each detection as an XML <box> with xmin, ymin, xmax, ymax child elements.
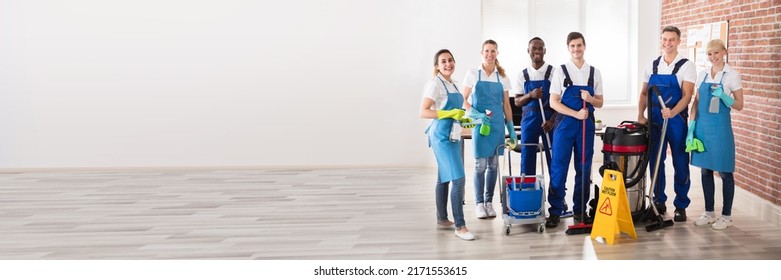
<box><xmin>566</xmin><ymin>98</ymin><xmax>593</xmax><ymax>235</ymax></box>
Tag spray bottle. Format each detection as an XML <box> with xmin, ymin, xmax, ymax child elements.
<box><xmin>479</xmin><ymin>109</ymin><xmax>492</xmax><ymax>136</ymax></box>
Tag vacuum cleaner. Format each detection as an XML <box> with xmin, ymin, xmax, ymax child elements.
<box><xmin>595</xmin><ymin>85</ymin><xmax>673</xmax><ymax>232</ymax></box>
<box><xmin>599</xmin><ymin>121</ymin><xmax>649</xmax><ymax>222</ymax></box>
<box><xmin>642</xmin><ymin>85</ymin><xmax>674</xmax><ymax>232</ymax></box>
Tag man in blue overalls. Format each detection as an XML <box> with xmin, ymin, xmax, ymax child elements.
<box><xmin>637</xmin><ymin>26</ymin><xmax>697</xmax><ymax>222</ymax></box>
<box><xmin>545</xmin><ymin>32</ymin><xmax>604</xmax><ymax>228</ymax></box>
<box><xmin>512</xmin><ymin>37</ymin><xmax>556</xmax><ymax>178</ymax></box>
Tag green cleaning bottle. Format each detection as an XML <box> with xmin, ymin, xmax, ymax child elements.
<box><xmin>479</xmin><ymin>110</ymin><xmax>492</xmax><ymax>136</ymax></box>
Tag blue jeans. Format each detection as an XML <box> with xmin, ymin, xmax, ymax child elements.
<box><xmin>436</xmin><ymin>176</ymin><xmax>466</xmax><ymax>228</ymax></box>
<box><xmin>474</xmin><ymin>156</ymin><xmax>498</xmax><ymax>204</ymax></box>
<box><xmin>701</xmin><ymin>169</ymin><xmax>734</xmax><ymax>216</ymax></box>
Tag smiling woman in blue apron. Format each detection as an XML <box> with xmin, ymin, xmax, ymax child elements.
<box><xmin>461</xmin><ymin>40</ymin><xmax>517</xmax><ymax>220</ymax></box>
<box><xmin>689</xmin><ymin>39</ymin><xmax>744</xmax><ymax>230</ymax></box>
<box><xmin>420</xmin><ymin>49</ymin><xmax>475</xmax><ymax>241</ymax></box>
<box><xmin>545</xmin><ymin>32</ymin><xmax>604</xmax><ymax>228</ymax></box>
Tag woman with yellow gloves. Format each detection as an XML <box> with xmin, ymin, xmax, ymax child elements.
<box><xmin>420</xmin><ymin>49</ymin><xmax>475</xmax><ymax>241</ymax></box>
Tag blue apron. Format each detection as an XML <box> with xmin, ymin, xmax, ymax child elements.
<box><xmin>520</xmin><ymin>65</ymin><xmax>554</xmax><ymax>176</ymax></box>
<box><xmin>547</xmin><ymin>65</ymin><xmax>595</xmax><ymax>215</ymax></box>
<box><xmin>427</xmin><ymin>77</ymin><xmax>466</xmax><ymax>182</ymax></box>
<box><xmin>646</xmin><ymin>56</ymin><xmax>690</xmax><ymax>208</ymax></box>
<box><xmin>471</xmin><ymin>70</ymin><xmax>506</xmax><ymax>158</ymax></box>
<box><xmin>691</xmin><ymin>73</ymin><xmax>735</xmax><ymax>172</ymax></box>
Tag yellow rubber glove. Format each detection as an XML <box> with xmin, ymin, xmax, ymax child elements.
<box><xmin>458</xmin><ymin>117</ymin><xmax>477</xmax><ymax>128</ymax></box>
<box><xmin>437</xmin><ymin>109</ymin><xmax>465</xmax><ymax>120</ymax></box>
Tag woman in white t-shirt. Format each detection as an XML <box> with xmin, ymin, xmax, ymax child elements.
<box><xmin>419</xmin><ymin>49</ymin><xmax>475</xmax><ymax>241</ymax></box>
<box><xmin>461</xmin><ymin>40</ymin><xmax>516</xmax><ymax>220</ymax></box>
<box><xmin>689</xmin><ymin>39</ymin><xmax>744</xmax><ymax>230</ymax></box>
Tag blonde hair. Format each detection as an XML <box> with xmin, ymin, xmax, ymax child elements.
<box><xmin>482</xmin><ymin>40</ymin><xmax>506</xmax><ymax>77</ymax></box>
<box><xmin>707</xmin><ymin>39</ymin><xmax>727</xmax><ymax>52</ymax></box>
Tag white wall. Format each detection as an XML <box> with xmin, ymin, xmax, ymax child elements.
<box><xmin>0</xmin><ymin>0</ymin><xmax>482</xmax><ymax>168</ymax></box>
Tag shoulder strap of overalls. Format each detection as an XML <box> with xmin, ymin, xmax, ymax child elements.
<box><xmin>544</xmin><ymin>65</ymin><xmax>553</xmax><ymax>80</ymax></box>
<box><xmin>652</xmin><ymin>56</ymin><xmax>661</xmax><ymax>74</ymax></box>
<box><xmin>561</xmin><ymin>64</ymin><xmax>572</xmax><ymax>87</ymax></box>
<box><xmin>523</xmin><ymin>69</ymin><xmax>530</xmax><ymax>82</ymax></box>
<box><xmin>672</xmin><ymin>58</ymin><xmax>688</xmax><ymax>74</ymax></box>
<box><xmin>588</xmin><ymin>66</ymin><xmax>595</xmax><ymax>88</ymax></box>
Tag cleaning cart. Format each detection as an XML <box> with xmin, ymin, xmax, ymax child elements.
<box><xmin>498</xmin><ymin>143</ymin><xmax>547</xmax><ymax>235</ymax></box>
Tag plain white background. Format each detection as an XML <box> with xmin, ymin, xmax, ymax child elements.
<box><xmin>0</xmin><ymin>0</ymin><xmax>661</xmax><ymax>169</ymax></box>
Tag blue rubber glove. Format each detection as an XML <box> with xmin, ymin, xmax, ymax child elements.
<box><xmin>437</xmin><ymin>108</ymin><xmax>465</xmax><ymax>120</ymax></box>
<box><xmin>505</xmin><ymin>120</ymin><xmax>517</xmax><ymax>148</ymax></box>
<box><xmin>467</xmin><ymin>110</ymin><xmax>490</xmax><ymax>124</ymax></box>
<box><xmin>686</xmin><ymin>120</ymin><xmax>695</xmax><ymax>146</ymax></box>
<box><xmin>710</xmin><ymin>85</ymin><xmax>734</xmax><ymax>107</ymax></box>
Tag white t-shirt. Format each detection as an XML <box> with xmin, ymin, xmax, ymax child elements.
<box><xmin>462</xmin><ymin>66</ymin><xmax>512</xmax><ymax>94</ymax></box>
<box><xmin>642</xmin><ymin>53</ymin><xmax>697</xmax><ymax>87</ymax></box>
<box><xmin>694</xmin><ymin>63</ymin><xmax>743</xmax><ymax>98</ymax></box>
<box><xmin>550</xmin><ymin>60</ymin><xmax>603</xmax><ymax>96</ymax></box>
<box><xmin>510</xmin><ymin>63</ymin><xmax>555</xmax><ymax>95</ymax></box>
<box><xmin>422</xmin><ymin>73</ymin><xmax>461</xmax><ymax>110</ymax></box>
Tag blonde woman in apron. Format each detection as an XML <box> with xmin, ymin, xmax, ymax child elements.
<box><xmin>689</xmin><ymin>39</ymin><xmax>744</xmax><ymax>230</ymax></box>
<box><xmin>461</xmin><ymin>40</ymin><xmax>517</xmax><ymax>219</ymax></box>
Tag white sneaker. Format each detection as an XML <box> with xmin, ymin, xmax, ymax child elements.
<box><xmin>475</xmin><ymin>203</ymin><xmax>488</xmax><ymax>219</ymax></box>
<box><xmin>454</xmin><ymin>228</ymin><xmax>475</xmax><ymax>241</ymax></box>
<box><xmin>712</xmin><ymin>216</ymin><xmax>732</xmax><ymax>230</ymax></box>
<box><xmin>485</xmin><ymin>202</ymin><xmax>496</xmax><ymax>217</ymax></box>
<box><xmin>694</xmin><ymin>212</ymin><xmax>716</xmax><ymax>226</ymax></box>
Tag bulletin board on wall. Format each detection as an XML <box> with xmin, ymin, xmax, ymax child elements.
<box><xmin>686</xmin><ymin>21</ymin><xmax>729</xmax><ymax>74</ymax></box>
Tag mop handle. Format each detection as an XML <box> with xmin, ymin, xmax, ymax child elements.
<box><xmin>538</xmin><ymin>95</ymin><xmax>552</xmax><ymax>151</ymax></box>
<box><xmin>582</xmin><ymin>99</ymin><xmax>586</xmax><ymax>165</ymax></box>
<box><xmin>581</xmin><ymin>98</ymin><xmax>586</xmax><ymax>219</ymax></box>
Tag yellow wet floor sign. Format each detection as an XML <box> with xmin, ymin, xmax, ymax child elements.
<box><xmin>590</xmin><ymin>170</ymin><xmax>636</xmax><ymax>245</ymax></box>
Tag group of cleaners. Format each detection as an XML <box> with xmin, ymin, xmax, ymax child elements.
<box><xmin>419</xmin><ymin>26</ymin><xmax>744</xmax><ymax>241</ymax></box>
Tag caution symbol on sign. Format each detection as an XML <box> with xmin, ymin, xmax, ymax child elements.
<box><xmin>599</xmin><ymin>197</ymin><xmax>613</xmax><ymax>216</ymax></box>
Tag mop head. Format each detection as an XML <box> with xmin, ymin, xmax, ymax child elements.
<box><xmin>566</xmin><ymin>223</ymin><xmax>593</xmax><ymax>235</ymax></box>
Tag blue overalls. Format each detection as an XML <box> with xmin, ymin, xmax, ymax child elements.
<box><xmin>427</xmin><ymin>77</ymin><xmax>466</xmax><ymax>183</ymax></box>
<box><xmin>520</xmin><ymin>65</ymin><xmax>554</xmax><ymax>176</ymax></box>
<box><xmin>471</xmin><ymin>70</ymin><xmax>506</xmax><ymax>204</ymax></box>
<box><xmin>691</xmin><ymin>73</ymin><xmax>735</xmax><ymax>172</ymax></box>
<box><xmin>547</xmin><ymin>65</ymin><xmax>595</xmax><ymax>216</ymax></box>
<box><xmin>647</xmin><ymin>57</ymin><xmax>691</xmax><ymax>210</ymax></box>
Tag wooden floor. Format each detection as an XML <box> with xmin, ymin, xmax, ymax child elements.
<box><xmin>1</xmin><ymin>163</ymin><xmax>780</xmax><ymax>260</ymax></box>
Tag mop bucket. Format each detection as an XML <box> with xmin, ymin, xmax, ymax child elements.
<box><xmin>504</xmin><ymin>175</ymin><xmax>543</xmax><ymax>217</ymax></box>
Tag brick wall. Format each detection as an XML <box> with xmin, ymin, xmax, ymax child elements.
<box><xmin>661</xmin><ymin>0</ymin><xmax>781</xmax><ymax>205</ymax></box>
